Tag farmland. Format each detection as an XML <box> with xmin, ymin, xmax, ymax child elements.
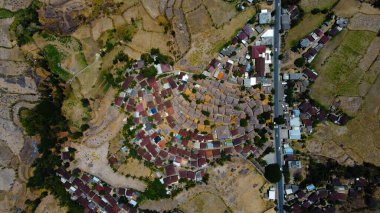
<box><xmin>310</xmin><ymin>30</ymin><xmax>376</xmax><ymax>107</ymax></box>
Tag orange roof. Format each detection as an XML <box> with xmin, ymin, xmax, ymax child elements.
<box><xmin>205</xmin><ymin>150</ymin><xmax>213</xmax><ymax>158</ymax></box>
<box><xmin>217</xmin><ymin>72</ymin><xmax>224</xmax><ymax>80</ymax></box>
<box><xmin>158</xmin><ymin>140</ymin><xmax>167</xmax><ymax>149</ymax></box>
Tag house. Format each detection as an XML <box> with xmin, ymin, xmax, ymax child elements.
<box><xmin>260</xmin><ymin>29</ymin><xmax>274</xmax><ymax>45</ymax></box>
<box><xmin>303</xmin><ymin>68</ymin><xmax>318</xmax><ymax>81</ymax></box>
<box><xmin>288</xmin><ymin>5</ymin><xmax>300</xmax><ymax>21</ymax></box>
<box><xmin>242</xmin><ymin>24</ymin><xmax>254</xmax><ymax>37</ymax></box>
<box><xmin>306</xmin><ymin>184</ymin><xmax>316</xmax><ymax>191</ymax></box>
<box><xmin>268</xmin><ymin>187</ymin><xmax>276</xmax><ymax>200</ymax></box>
<box><xmin>319</xmin><ymin>35</ymin><xmax>330</xmax><ymax>45</ymax></box>
<box><xmin>259</xmin><ymin>10</ymin><xmax>272</xmax><ymax>25</ymax></box>
<box><xmin>289</xmin><ymin>160</ymin><xmax>302</xmax><ymax>169</ymax></box>
<box><xmin>281</xmin><ymin>14</ymin><xmax>291</xmax><ymax>30</ymax></box>
<box><xmin>255</xmin><ymin>57</ymin><xmax>265</xmax><ymax>77</ymax></box>
<box><xmin>300</xmin><ymin>38</ymin><xmax>310</xmax><ymax>48</ymax></box>
<box><xmin>215</xmin><ymin>126</ymin><xmax>231</xmax><ymax>140</ymax></box>
<box><xmin>255</xmin><ymin>25</ymin><xmax>264</xmax><ymax>34</ymax></box>
<box><xmin>244</xmin><ymin>77</ymin><xmax>257</xmax><ymax>87</ymax></box>
<box><xmin>251</xmin><ymin>45</ymin><xmax>266</xmax><ymax>59</ymax></box>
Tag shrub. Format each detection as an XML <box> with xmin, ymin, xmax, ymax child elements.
<box><xmin>141</xmin><ymin>66</ymin><xmax>158</xmax><ymax>78</ymax></box>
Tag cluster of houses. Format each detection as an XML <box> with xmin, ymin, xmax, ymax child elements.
<box><xmin>110</xmin><ymin>6</ymin><xmax>281</xmax><ymax>189</ymax></box>
<box><xmin>283</xmin><ymin>177</ymin><xmax>372</xmax><ymax>212</ymax></box>
<box><xmin>298</xmin><ymin>17</ymin><xmax>348</xmax><ymax>63</ymax></box>
<box><xmin>56</xmin><ymin>164</ymin><xmax>139</xmax><ymax>213</ymax></box>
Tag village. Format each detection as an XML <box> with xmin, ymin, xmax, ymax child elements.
<box><xmin>54</xmin><ymin>1</ymin><xmax>361</xmax><ymax>213</ymax></box>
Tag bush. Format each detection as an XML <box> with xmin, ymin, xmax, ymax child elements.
<box><xmin>240</xmin><ymin>119</ymin><xmax>248</xmax><ymax>127</ymax></box>
<box><xmin>264</xmin><ymin>163</ymin><xmax>282</xmax><ymax>183</ymax></box>
<box><xmin>311</xmin><ymin>8</ymin><xmax>321</xmax><ymax>14</ymax></box>
<box><xmin>141</xmin><ymin>66</ymin><xmax>158</xmax><ymax>78</ymax></box>
<box><xmin>294</xmin><ymin>57</ymin><xmax>305</xmax><ymax>67</ymax></box>
<box><xmin>138</xmin><ymin>178</ymin><xmax>169</xmax><ymax>201</ymax></box>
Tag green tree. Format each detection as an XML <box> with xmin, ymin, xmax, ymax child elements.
<box><xmin>264</xmin><ymin>163</ymin><xmax>282</xmax><ymax>183</ymax></box>
<box><xmin>294</xmin><ymin>57</ymin><xmax>305</xmax><ymax>67</ymax></box>
<box><xmin>139</xmin><ymin>178</ymin><xmax>169</xmax><ymax>201</ymax></box>
<box><xmin>141</xmin><ymin>66</ymin><xmax>158</xmax><ymax>78</ymax></box>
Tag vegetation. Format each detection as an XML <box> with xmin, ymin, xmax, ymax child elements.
<box><xmin>141</xmin><ymin>66</ymin><xmax>158</xmax><ymax>78</ymax></box>
<box><xmin>240</xmin><ymin>119</ymin><xmax>248</xmax><ymax>127</ymax></box>
<box><xmin>138</xmin><ymin>178</ymin><xmax>169</xmax><ymax>202</ymax></box>
<box><xmin>21</xmin><ymin>74</ymin><xmax>83</xmax><ymax>212</ymax></box>
<box><xmin>294</xmin><ymin>57</ymin><xmax>305</xmax><ymax>67</ymax></box>
<box><xmin>41</xmin><ymin>45</ymin><xmax>72</xmax><ymax>81</ymax></box>
<box><xmin>264</xmin><ymin>163</ymin><xmax>282</xmax><ymax>183</ymax></box>
<box><xmin>0</xmin><ymin>8</ymin><xmax>14</xmax><ymax>19</ymax></box>
<box><xmin>10</xmin><ymin>0</ymin><xmax>42</xmax><ymax>45</ymax></box>
<box><xmin>201</xmin><ymin>110</ymin><xmax>210</xmax><ymax>117</ymax></box>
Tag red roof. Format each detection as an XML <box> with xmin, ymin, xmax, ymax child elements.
<box><xmin>255</xmin><ymin>57</ymin><xmax>265</xmax><ymax>77</ymax></box>
<box><xmin>319</xmin><ymin>35</ymin><xmax>330</xmax><ymax>44</ymax></box>
<box><xmin>251</xmin><ymin>45</ymin><xmax>266</xmax><ymax>59</ymax></box>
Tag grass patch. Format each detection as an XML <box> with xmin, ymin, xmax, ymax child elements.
<box><xmin>285</xmin><ymin>13</ymin><xmax>325</xmax><ymax>50</ymax></box>
<box><xmin>42</xmin><ymin>44</ymin><xmax>72</xmax><ymax>81</ymax></box>
<box><xmin>0</xmin><ymin>8</ymin><xmax>14</xmax><ymax>19</ymax></box>
<box><xmin>311</xmin><ymin>30</ymin><xmax>376</xmax><ymax>106</ymax></box>
<box><xmin>299</xmin><ymin>0</ymin><xmax>339</xmax><ymax>12</ymax></box>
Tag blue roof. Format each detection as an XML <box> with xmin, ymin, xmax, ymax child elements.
<box><xmin>154</xmin><ymin>136</ymin><xmax>161</xmax><ymax>143</ymax></box>
<box><xmin>293</xmin><ymin>109</ymin><xmax>300</xmax><ymax>117</ymax></box>
<box><xmin>306</xmin><ymin>184</ymin><xmax>316</xmax><ymax>191</ymax></box>
<box><xmin>246</xmin><ymin>63</ymin><xmax>251</xmax><ymax>72</ymax></box>
<box><xmin>284</xmin><ymin>147</ymin><xmax>294</xmax><ymax>155</ymax></box>
<box><xmin>176</xmin><ymin>135</ymin><xmax>182</xmax><ymax>139</ymax></box>
<box><xmin>289</xmin><ymin>129</ymin><xmax>301</xmax><ymax>140</ymax></box>
<box><xmin>150</xmin><ymin>108</ymin><xmax>157</xmax><ymax>114</ymax></box>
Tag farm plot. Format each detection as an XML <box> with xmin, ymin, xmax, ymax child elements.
<box><xmin>310</xmin><ymin>30</ymin><xmax>376</xmax><ymax>107</ymax></box>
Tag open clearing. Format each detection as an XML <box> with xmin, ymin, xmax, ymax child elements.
<box><xmin>333</xmin><ymin>0</ymin><xmax>380</xmax><ymax>18</ymax></box>
<box><xmin>118</xmin><ymin>158</ymin><xmax>153</xmax><ymax>178</ymax></box>
<box><xmin>140</xmin><ymin>157</ymin><xmax>272</xmax><ymax>212</ymax></box>
<box><xmin>180</xmin><ymin>192</ymin><xmax>229</xmax><ymax>213</ymax></box>
<box><xmin>284</xmin><ymin>13</ymin><xmax>325</xmax><ymax>50</ymax></box>
<box><xmin>299</xmin><ymin>0</ymin><xmax>338</xmax><ymax>12</ymax></box>
<box><xmin>310</xmin><ymin>30</ymin><xmax>376</xmax><ymax>107</ymax></box>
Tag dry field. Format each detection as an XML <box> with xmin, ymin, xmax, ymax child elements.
<box><xmin>118</xmin><ymin>158</ymin><xmax>153</xmax><ymax>178</ymax></box>
<box><xmin>299</xmin><ymin>0</ymin><xmax>338</xmax><ymax>12</ymax></box>
<box><xmin>180</xmin><ymin>192</ymin><xmax>229</xmax><ymax>213</ymax></box>
<box><xmin>35</xmin><ymin>194</ymin><xmax>67</xmax><ymax>213</ymax></box>
<box><xmin>140</xmin><ymin>157</ymin><xmax>272</xmax><ymax>212</ymax></box>
<box><xmin>334</xmin><ymin>0</ymin><xmax>380</xmax><ymax>17</ymax></box>
<box><xmin>72</xmin><ymin>141</ymin><xmax>147</xmax><ymax>191</ymax></box>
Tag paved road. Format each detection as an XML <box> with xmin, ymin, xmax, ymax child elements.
<box><xmin>273</xmin><ymin>0</ymin><xmax>284</xmax><ymax>212</ymax></box>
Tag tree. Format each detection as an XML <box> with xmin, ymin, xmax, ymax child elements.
<box><xmin>264</xmin><ymin>163</ymin><xmax>282</xmax><ymax>183</ymax></box>
<box><xmin>274</xmin><ymin>116</ymin><xmax>286</xmax><ymax>124</ymax></box>
<box><xmin>311</xmin><ymin>8</ymin><xmax>321</xmax><ymax>14</ymax></box>
<box><xmin>138</xmin><ymin>178</ymin><xmax>169</xmax><ymax>201</ymax></box>
<box><xmin>240</xmin><ymin>119</ymin><xmax>248</xmax><ymax>127</ymax></box>
<box><xmin>141</xmin><ymin>66</ymin><xmax>158</xmax><ymax>78</ymax></box>
<box><xmin>294</xmin><ymin>57</ymin><xmax>305</xmax><ymax>67</ymax></box>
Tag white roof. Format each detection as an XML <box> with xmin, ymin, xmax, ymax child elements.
<box><xmin>269</xmin><ymin>189</ymin><xmax>276</xmax><ymax>200</ymax></box>
<box><xmin>286</xmin><ymin>188</ymin><xmax>293</xmax><ymax>195</ymax></box>
<box><xmin>261</xmin><ymin>9</ymin><xmax>268</xmax><ymax>13</ymax></box>
<box><xmin>129</xmin><ymin>200</ymin><xmax>138</xmax><ymax>207</ymax></box>
<box><xmin>154</xmin><ymin>64</ymin><xmax>162</xmax><ymax>74</ymax></box>
<box><xmin>261</xmin><ymin>29</ymin><xmax>274</xmax><ymax>38</ymax></box>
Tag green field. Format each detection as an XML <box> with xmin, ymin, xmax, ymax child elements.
<box><xmin>310</xmin><ymin>30</ymin><xmax>376</xmax><ymax>106</ymax></box>
<box><xmin>42</xmin><ymin>44</ymin><xmax>72</xmax><ymax>81</ymax></box>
